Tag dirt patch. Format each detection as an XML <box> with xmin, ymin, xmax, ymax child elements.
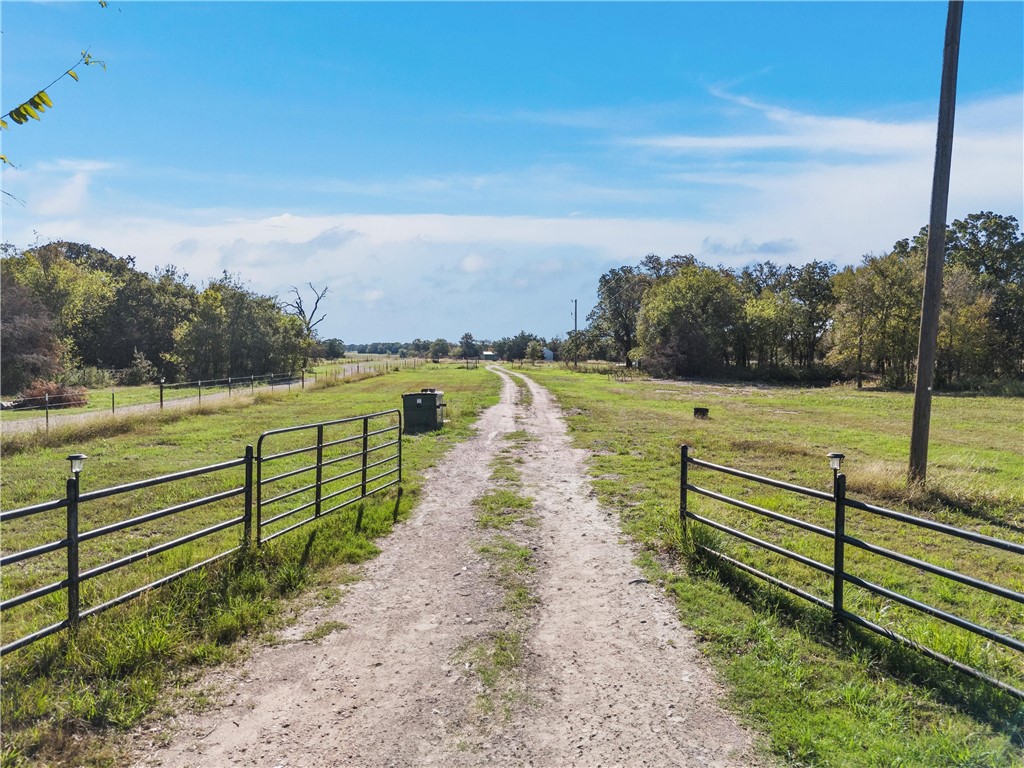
<box><xmin>128</xmin><ymin>367</ymin><xmax>763</xmax><ymax>767</ymax></box>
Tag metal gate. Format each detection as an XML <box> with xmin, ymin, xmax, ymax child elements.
<box><xmin>256</xmin><ymin>410</ymin><xmax>402</xmax><ymax>544</ymax></box>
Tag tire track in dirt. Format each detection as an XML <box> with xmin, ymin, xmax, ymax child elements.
<box><xmin>490</xmin><ymin>368</ymin><xmax>761</xmax><ymax>766</ymax></box>
<box><xmin>130</xmin><ymin>366</ymin><xmax>761</xmax><ymax>767</ymax></box>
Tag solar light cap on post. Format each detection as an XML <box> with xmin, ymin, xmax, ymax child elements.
<box><xmin>827</xmin><ymin>452</ymin><xmax>845</xmax><ymax>472</ymax></box>
<box><xmin>67</xmin><ymin>453</ymin><xmax>87</xmax><ymax>476</ymax></box>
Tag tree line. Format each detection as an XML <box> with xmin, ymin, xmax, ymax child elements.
<box><xmin>3</xmin><ymin>211</ymin><xmax>1019</xmax><ymax>396</ymax></box>
<box><xmin>573</xmin><ymin>211</ymin><xmax>1023</xmax><ymax>391</ymax></box>
<box><xmin>0</xmin><ymin>242</ymin><xmax>329</xmax><ymax>395</ymax></box>
<box><xmin>345</xmin><ymin>331</ymin><xmax>557</xmax><ymax>363</ymax></box>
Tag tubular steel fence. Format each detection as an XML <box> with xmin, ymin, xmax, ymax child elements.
<box><xmin>255</xmin><ymin>411</ymin><xmax>402</xmax><ymax>544</ymax></box>
<box><xmin>0</xmin><ymin>410</ymin><xmax>402</xmax><ymax>656</ymax></box>
<box><xmin>679</xmin><ymin>445</ymin><xmax>1024</xmax><ymax>701</ymax></box>
<box><xmin>0</xmin><ymin>359</ymin><xmax>414</xmax><ymax>432</ymax></box>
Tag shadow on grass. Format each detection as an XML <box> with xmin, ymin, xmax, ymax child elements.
<box><xmin>684</xmin><ymin>529</ymin><xmax>1023</xmax><ymax>743</ymax></box>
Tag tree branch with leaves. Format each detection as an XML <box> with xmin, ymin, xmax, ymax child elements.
<box><xmin>1</xmin><ymin>50</ymin><xmax>105</xmax><ymax>167</ymax></box>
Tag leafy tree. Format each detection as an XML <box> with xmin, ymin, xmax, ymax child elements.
<box><xmin>739</xmin><ymin>260</ymin><xmax>789</xmax><ymax>297</ymax></box>
<box><xmin>81</xmin><ymin>265</ymin><xmax>195</xmax><ymax>371</ymax></box>
<box><xmin>744</xmin><ymin>290</ymin><xmax>795</xmax><ymax>370</ymax></box>
<box><xmin>169</xmin><ymin>287</ymin><xmax>229</xmax><ymax>379</ymax></box>
<box><xmin>639</xmin><ymin>252</ymin><xmax>697</xmax><ymax>279</ymax></box>
<box><xmin>827</xmin><ymin>265</ymin><xmax>874</xmax><ymax>387</ymax></box>
<box><xmin>525</xmin><ymin>340</ymin><xmax>544</xmax><ymax>362</ymax></box>
<box><xmin>824</xmin><ymin>248</ymin><xmax>922</xmax><ymax>388</ymax></box>
<box><xmin>322</xmin><ymin>338</ymin><xmax>346</xmax><ymax>359</ymax></box>
<box><xmin>2</xmin><ymin>242</ymin><xmax>116</xmax><ymax>364</ymax></box>
<box><xmin>117</xmin><ymin>348</ymin><xmax>160</xmax><ymax>386</ymax></box>
<box><xmin>588</xmin><ymin>265</ymin><xmax>652</xmax><ymax>368</ymax></box>
<box><xmin>458</xmin><ymin>332</ymin><xmax>479</xmax><ymax>358</ymax></box>
<box><xmin>546</xmin><ymin>335</ymin><xmax>563</xmax><ymax>361</ymax></box>
<box><xmin>428</xmin><ymin>338</ymin><xmax>450</xmax><ymax>359</ymax></box>
<box><xmin>496</xmin><ymin>330</ymin><xmax>540</xmax><ymax>361</ymax></box>
<box><xmin>491</xmin><ymin>337</ymin><xmax>511</xmax><ymax>361</ymax></box>
<box><xmin>635</xmin><ymin>264</ymin><xmax>741</xmax><ymax>377</ymax></box>
<box><xmin>945</xmin><ymin>212</ymin><xmax>1024</xmax><ymax>377</ymax></box>
<box><xmin>215</xmin><ymin>275</ymin><xmax>305</xmax><ymax>376</ymax></box>
<box><xmin>0</xmin><ymin>279</ymin><xmax>62</xmax><ymax>394</ymax></box>
<box><xmin>864</xmin><ymin>245</ymin><xmax>924</xmax><ymax>388</ymax></box>
<box><xmin>936</xmin><ymin>267</ymin><xmax>997</xmax><ymax>387</ymax></box>
<box><xmin>787</xmin><ymin>260</ymin><xmax>837</xmax><ymax>368</ymax></box>
<box><xmin>168</xmin><ymin>275</ymin><xmax>308</xmax><ymax>380</ymax></box>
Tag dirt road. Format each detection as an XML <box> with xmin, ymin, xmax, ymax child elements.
<box><xmin>130</xmin><ymin>367</ymin><xmax>761</xmax><ymax>767</ymax></box>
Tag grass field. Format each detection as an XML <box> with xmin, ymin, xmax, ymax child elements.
<box><xmin>0</xmin><ymin>363</ymin><xmax>499</xmax><ymax>767</ymax></box>
<box><xmin>0</xmin><ymin>359</ymin><xmax>411</xmax><ymax>424</ymax></box>
<box><xmin>521</xmin><ymin>365</ymin><xmax>1023</xmax><ymax>767</ymax></box>
<box><xmin>2</xmin><ymin>362</ymin><xmax>1021</xmax><ymax>767</ymax></box>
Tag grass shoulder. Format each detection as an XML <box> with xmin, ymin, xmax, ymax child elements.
<box><xmin>519</xmin><ymin>365</ymin><xmax>1023</xmax><ymax>767</ymax></box>
<box><xmin>0</xmin><ymin>364</ymin><xmax>501</xmax><ymax>768</ymax></box>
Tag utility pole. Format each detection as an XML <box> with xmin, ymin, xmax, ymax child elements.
<box><xmin>573</xmin><ymin>298</ymin><xmax>578</xmax><ymax>368</ymax></box>
<box><xmin>909</xmin><ymin>0</ymin><xmax>962</xmax><ymax>485</ymax></box>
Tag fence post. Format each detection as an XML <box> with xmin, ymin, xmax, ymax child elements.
<box><xmin>159</xmin><ymin>379</ymin><xmax>165</xmax><ymax>409</ymax></box>
<box><xmin>228</xmin><ymin>377</ymin><xmax>232</xmax><ymax>397</ymax></box>
<box><xmin>255</xmin><ymin>441</ymin><xmax>263</xmax><ymax>546</ymax></box>
<box><xmin>832</xmin><ymin>472</ymin><xmax>847</xmax><ymax>623</ymax></box>
<box><xmin>397</xmin><ymin>412</ymin><xmax>403</xmax><ymax>483</ymax></box>
<box><xmin>243</xmin><ymin>445</ymin><xmax>254</xmax><ymax>546</ymax></box>
<box><xmin>45</xmin><ymin>393</ymin><xmax>50</xmax><ymax>433</ymax></box>
<box><xmin>198</xmin><ymin>380</ymin><xmax>202</xmax><ymax>404</ymax></box>
<box><xmin>111</xmin><ymin>387</ymin><xmax>115</xmax><ymax>414</ymax></box>
<box><xmin>251</xmin><ymin>374</ymin><xmax>255</xmax><ymax>395</ymax></box>
<box><xmin>361</xmin><ymin>416</ymin><xmax>369</xmax><ymax>497</ymax></box>
<box><xmin>66</xmin><ymin>476</ymin><xmax>81</xmax><ymax>629</ymax></box>
<box><xmin>302</xmin><ymin>370</ymin><xmax>306</xmax><ymax>390</ymax></box>
<box><xmin>680</xmin><ymin>444</ymin><xmax>689</xmax><ymax>535</ymax></box>
<box><xmin>315</xmin><ymin>425</ymin><xmax>324</xmax><ymax>517</ymax></box>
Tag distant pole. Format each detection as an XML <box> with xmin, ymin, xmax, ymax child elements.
<box><xmin>909</xmin><ymin>0</ymin><xmax>962</xmax><ymax>485</ymax></box>
<box><xmin>573</xmin><ymin>298</ymin><xmax>578</xmax><ymax>368</ymax></box>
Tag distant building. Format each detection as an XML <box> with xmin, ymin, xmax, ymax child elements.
<box><xmin>542</xmin><ymin>347</ymin><xmax>554</xmax><ymax>362</ymax></box>
<box><xmin>482</xmin><ymin>350</ymin><xmax>498</xmax><ymax>361</ymax></box>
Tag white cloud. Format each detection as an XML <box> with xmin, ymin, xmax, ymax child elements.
<box><xmin>33</xmin><ymin>172</ymin><xmax>91</xmax><ymax>216</ymax></box>
<box><xmin>4</xmin><ymin>92</ymin><xmax>1018</xmax><ymax>341</ymax></box>
<box><xmin>460</xmin><ymin>252</ymin><xmax>490</xmax><ymax>273</ymax></box>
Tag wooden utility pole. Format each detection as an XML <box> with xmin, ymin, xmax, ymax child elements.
<box><xmin>573</xmin><ymin>298</ymin><xmax>578</xmax><ymax>368</ymax></box>
<box><xmin>909</xmin><ymin>0</ymin><xmax>963</xmax><ymax>484</ymax></box>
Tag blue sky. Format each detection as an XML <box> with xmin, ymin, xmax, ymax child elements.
<box><xmin>2</xmin><ymin>2</ymin><xmax>1022</xmax><ymax>343</ymax></box>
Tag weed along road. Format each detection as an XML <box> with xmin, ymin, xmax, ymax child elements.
<box><xmin>132</xmin><ymin>366</ymin><xmax>761</xmax><ymax>767</ymax></box>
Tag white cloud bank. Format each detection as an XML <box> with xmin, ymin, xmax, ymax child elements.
<box><xmin>4</xmin><ymin>93</ymin><xmax>1020</xmax><ymax>340</ymax></box>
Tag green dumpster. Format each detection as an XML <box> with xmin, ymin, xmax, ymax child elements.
<box><xmin>402</xmin><ymin>388</ymin><xmax>444</xmax><ymax>432</ymax></box>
